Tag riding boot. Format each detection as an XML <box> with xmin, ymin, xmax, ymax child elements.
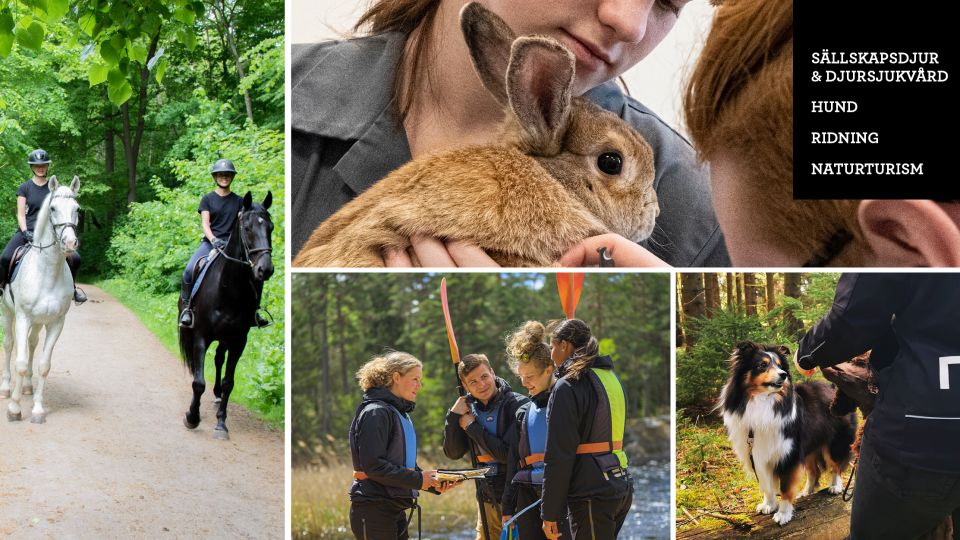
<box><xmin>73</xmin><ymin>287</ymin><xmax>87</xmax><ymax>304</ymax></box>
<box><xmin>178</xmin><ymin>283</ymin><xmax>194</xmax><ymax>329</ymax></box>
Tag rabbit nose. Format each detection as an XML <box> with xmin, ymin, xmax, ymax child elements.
<box><xmin>598</xmin><ymin>0</ymin><xmax>652</xmax><ymax>44</ymax></box>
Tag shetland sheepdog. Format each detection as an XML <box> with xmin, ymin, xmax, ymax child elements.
<box><xmin>718</xmin><ymin>341</ymin><xmax>857</xmax><ymax>525</ymax></box>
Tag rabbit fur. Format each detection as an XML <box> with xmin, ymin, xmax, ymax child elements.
<box><xmin>293</xmin><ymin>2</ymin><xmax>658</xmax><ymax>267</ymax></box>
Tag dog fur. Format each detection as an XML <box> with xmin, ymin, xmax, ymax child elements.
<box><xmin>719</xmin><ymin>341</ymin><xmax>857</xmax><ymax>525</ymax></box>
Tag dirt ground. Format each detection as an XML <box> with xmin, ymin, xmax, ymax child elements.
<box><xmin>0</xmin><ymin>285</ymin><xmax>284</xmax><ymax>539</ymax></box>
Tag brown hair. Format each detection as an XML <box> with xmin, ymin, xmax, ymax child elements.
<box><xmin>549</xmin><ymin>318</ymin><xmax>599</xmax><ymax>381</ymax></box>
<box><xmin>355</xmin><ymin>0</ymin><xmax>442</xmax><ymax>120</ymax></box>
<box><xmin>505</xmin><ymin>321</ymin><xmax>553</xmax><ymax>375</ymax></box>
<box><xmin>356</xmin><ymin>351</ymin><xmax>422</xmax><ymax>391</ymax></box>
<box><xmin>458</xmin><ymin>353</ymin><xmax>492</xmax><ymax>380</ymax></box>
<box><xmin>683</xmin><ymin>0</ymin><xmax>863</xmax><ymax>264</ymax></box>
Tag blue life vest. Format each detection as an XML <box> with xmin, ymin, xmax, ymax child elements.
<box><xmin>513</xmin><ymin>399</ymin><xmax>548</xmax><ymax>485</ymax></box>
<box><xmin>469</xmin><ymin>400</ymin><xmax>503</xmax><ymax>466</ymax></box>
<box><xmin>398</xmin><ymin>411</ymin><xmax>417</xmax><ymax>469</ymax></box>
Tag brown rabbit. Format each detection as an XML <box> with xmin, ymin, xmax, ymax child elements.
<box><xmin>293</xmin><ymin>2</ymin><xmax>658</xmax><ymax>268</ymax></box>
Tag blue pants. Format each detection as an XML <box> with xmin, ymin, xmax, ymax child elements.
<box><xmin>182</xmin><ymin>239</ymin><xmax>214</xmax><ymax>291</ymax></box>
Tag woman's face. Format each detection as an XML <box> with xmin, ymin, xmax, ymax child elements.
<box><xmin>486</xmin><ymin>0</ymin><xmax>690</xmax><ymax>95</ymax></box>
<box><xmin>550</xmin><ymin>338</ymin><xmax>573</xmax><ymax>366</ymax></box>
<box><xmin>31</xmin><ymin>164</ymin><xmax>49</xmax><ymax>178</ymax></box>
<box><xmin>517</xmin><ymin>362</ymin><xmax>554</xmax><ymax>396</ymax></box>
<box><xmin>391</xmin><ymin>366</ymin><xmax>423</xmax><ymax>402</ymax></box>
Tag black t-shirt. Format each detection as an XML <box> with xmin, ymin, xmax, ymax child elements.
<box><xmin>17</xmin><ymin>179</ymin><xmax>50</xmax><ymax>232</ymax></box>
<box><xmin>198</xmin><ymin>191</ymin><xmax>243</xmax><ymax>240</ymax></box>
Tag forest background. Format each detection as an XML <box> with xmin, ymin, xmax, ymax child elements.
<box><xmin>0</xmin><ymin>0</ymin><xmax>284</xmax><ymax>424</ymax></box>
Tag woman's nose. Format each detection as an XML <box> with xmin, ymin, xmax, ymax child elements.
<box><xmin>598</xmin><ymin>0</ymin><xmax>654</xmax><ymax>44</ymax></box>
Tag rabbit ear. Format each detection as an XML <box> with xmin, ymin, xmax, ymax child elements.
<box><xmin>460</xmin><ymin>2</ymin><xmax>515</xmax><ymax>106</ymax></box>
<box><xmin>507</xmin><ymin>36</ymin><xmax>575</xmax><ymax>155</ymax></box>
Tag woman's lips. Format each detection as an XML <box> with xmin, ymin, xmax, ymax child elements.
<box><xmin>558</xmin><ymin>29</ymin><xmax>612</xmax><ymax>71</ymax></box>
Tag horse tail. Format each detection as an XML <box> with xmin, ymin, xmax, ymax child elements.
<box><xmin>179</xmin><ymin>325</ymin><xmax>200</xmax><ymax>374</ymax></box>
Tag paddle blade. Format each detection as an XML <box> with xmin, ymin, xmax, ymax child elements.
<box><xmin>556</xmin><ymin>273</ymin><xmax>585</xmax><ymax>319</ymax></box>
<box><xmin>440</xmin><ymin>278</ymin><xmax>460</xmax><ymax>364</ymax></box>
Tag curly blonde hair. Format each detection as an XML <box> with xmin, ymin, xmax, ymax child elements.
<box><xmin>356</xmin><ymin>351</ymin><xmax>422</xmax><ymax>391</ymax></box>
<box><xmin>505</xmin><ymin>321</ymin><xmax>553</xmax><ymax>375</ymax></box>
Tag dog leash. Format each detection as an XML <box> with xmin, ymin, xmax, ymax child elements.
<box><xmin>842</xmin><ymin>457</ymin><xmax>858</xmax><ymax>502</ymax></box>
<box><xmin>747</xmin><ymin>429</ymin><xmax>759</xmax><ymax>481</ymax></box>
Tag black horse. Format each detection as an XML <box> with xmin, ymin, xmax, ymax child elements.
<box><xmin>179</xmin><ymin>191</ymin><xmax>274</xmax><ymax>440</ymax></box>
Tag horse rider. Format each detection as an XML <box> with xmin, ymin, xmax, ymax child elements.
<box><xmin>0</xmin><ymin>149</ymin><xmax>86</xmax><ymax>304</ymax></box>
<box><xmin>178</xmin><ymin>159</ymin><xmax>270</xmax><ymax>329</ymax></box>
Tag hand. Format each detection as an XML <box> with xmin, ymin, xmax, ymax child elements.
<box><xmin>22</xmin><ymin>230</ymin><xmax>33</xmax><ymax>243</ymax></box>
<box><xmin>383</xmin><ymin>235</ymin><xmax>500</xmax><ymax>267</ymax></box>
<box><xmin>450</xmin><ymin>396</ymin><xmax>470</xmax><ymax>415</ymax></box>
<box><xmin>502</xmin><ymin>515</ymin><xmax>512</xmax><ymax>525</ymax></box>
<box><xmin>559</xmin><ymin>233</ymin><xmax>669</xmax><ymax>268</ymax></box>
<box><xmin>213</xmin><ymin>238</ymin><xmax>227</xmax><ymax>250</ymax></box>
<box><xmin>435</xmin><ymin>479</ymin><xmax>463</xmax><ymax>493</ymax></box>
<box><xmin>794</xmin><ymin>350</ymin><xmax>817</xmax><ymax>377</ymax></box>
<box><xmin>542</xmin><ymin>520</ymin><xmax>562</xmax><ymax>539</ymax></box>
<box><xmin>421</xmin><ymin>470</ymin><xmax>440</xmax><ymax>490</ymax></box>
<box><xmin>458</xmin><ymin>412</ymin><xmax>476</xmax><ymax>430</ymax></box>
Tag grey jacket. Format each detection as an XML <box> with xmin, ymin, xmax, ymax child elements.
<box><xmin>292</xmin><ymin>32</ymin><xmax>729</xmax><ymax>266</ymax></box>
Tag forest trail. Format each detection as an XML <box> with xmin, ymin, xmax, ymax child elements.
<box><xmin>0</xmin><ymin>284</ymin><xmax>284</xmax><ymax>538</ymax></box>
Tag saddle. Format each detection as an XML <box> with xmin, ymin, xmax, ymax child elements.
<box><xmin>188</xmin><ymin>249</ymin><xmax>220</xmax><ymax>301</ymax></box>
<box><xmin>8</xmin><ymin>244</ymin><xmax>31</xmax><ymax>285</ymax></box>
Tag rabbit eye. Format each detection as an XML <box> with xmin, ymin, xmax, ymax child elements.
<box><xmin>597</xmin><ymin>152</ymin><xmax>623</xmax><ymax>175</ymax></box>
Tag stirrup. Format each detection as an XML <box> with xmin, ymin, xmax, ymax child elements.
<box><xmin>179</xmin><ymin>308</ymin><xmax>195</xmax><ymax>329</ymax></box>
<box><xmin>254</xmin><ymin>309</ymin><xmax>273</xmax><ymax>328</ymax></box>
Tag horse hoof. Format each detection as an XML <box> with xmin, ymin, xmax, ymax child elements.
<box><xmin>22</xmin><ymin>385</ymin><xmax>32</xmax><ymax>396</ymax></box>
<box><xmin>213</xmin><ymin>428</ymin><xmax>230</xmax><ymax>441</ymax></box>
<box><xmin>30</xmin><ymin>413</ymin><xmax>46</xmax><ymax>424</ymax></box>
<box><xmin>183</xmin><ymin>413</ymin><xmax>199</xmax><ymax>430</ymax></box>
<box><xmin>7</xmin><ymin>410</ymin><xmax>21</xmax><ymax>422</ymax></box>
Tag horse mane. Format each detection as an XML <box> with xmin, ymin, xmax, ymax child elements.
<box><xmin>33</xmin><ymin>185</ymin><xmax>77</xmax><ymax>244</ymax></box>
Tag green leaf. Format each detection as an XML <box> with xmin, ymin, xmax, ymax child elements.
<box><xmin>0</xmin><ymin>33</ymin><xmax>12</xmax><ymax>57</ymax></box>
<box><xmin>107</xmin><ymin>79</ymin><xmax>133</xmax><ymax>106</ymax></box>
<box><xmin>88</xmin><ymin>63</ymin><xmax>109</xmax><ymax>86</ymax></box>
<box><xmin>15</xmin><ymin>19</ymin><xmax>44</xmax><ymax>50</ymax></box>
<box><xmin>174</xmin><ymin>6</ymin><xmax>195</xmax><ymax>25</ymax></box>
<box><xmin>0</xmin><ymin>10</ymin><xmax>14</xmax><ymax>57</ymax></box>
<box><xmin>142</xmin><ymin>14</ymin><xmax>160</xmax><ymax>36</ymax></box>
<box><xmin>154</xmin><ymin>57</ymin><xmax>168</xmax><ymax>84</ymax></box>
<box><xmin>107</xmin><ymin>67</ymin><xmax>125</xmax><ymax>85</ymax></box>
<box><xmin>129</xmin><ymin>43</ymin><xmax>147</xmax><ymax>64</ymax></box>
<box><xmin>99</xmin><ymin>41</ymin><xmax>119</xmax><ymax>65</ymax></box>
<box><xmin>177</xmin><ymin>28</ymin><xmax>196</xmax><ymax>51</ymax></box>
<box><xmin>78</xmin><ymin>12</ymin><xmax>96</xmax><ymax>36</ymax></box>
<box><xmin>44</xmin><ymin>0</ymin><xmax>68</xmax><ymax>21</ymax></box>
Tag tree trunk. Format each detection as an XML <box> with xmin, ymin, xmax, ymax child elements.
<box><xmin>119</xmin><ymin>30</ymin><xmax>160</xmax><ymax>204</ymax></box>
<box><xmin>766</xmin><ymin>273</ymin><xmax>778</xmax><ymax>314</ymax></box>
<box><xmin>680</xmin><ymin>273</ymin><xmax>705</xmax><ymax>349</ymax></box>
<box><xmin>319</xmin><ymin>279</ymin><xmax>331</xmax><ymax>437</ymax></box>
<box><xmin>784</xmin><ymin>273</ymin><xmax>803</xmax><ymax>338</ymax></box>
<box><xmin>676</xmin><ymin>275</ymin><xmax>685</xmax><ymax>348</ymax></box>
<box><xmin>336</xmin><ymin>281</ymin><xmax>349</xmax><ymax>394</ymax></box>
<box><xmin>726</xmin><ymin>273</ymin><xmax>734</xmax><ymax>312</ymax></box>
<box><xmin>211</xmin><ymin>0</ymin><xmax>255</xmax><ymax>124</ymax></box>
<box><xmin>744</xmin><ymin>273</ymin><xmax>757</xmax><ymax>316</ymax></box>
<box><xmin>735</xmin><ymin>274</ymin><xmax>744</xmax><ymax>313</ymax></box>
<box><xmin>704</xmin><ymin>273</ymin><xmax>720</xmax><ymax>318</ymax></box>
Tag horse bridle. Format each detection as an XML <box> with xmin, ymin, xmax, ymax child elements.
<box><xmin>215</xmin><ymin>209</ymin><xmax>272</xmax><ymax>268</ymax></box>
<box><xmin>30</xmin><ymin>222</ymin><xmax>79</xmax><ymax>250</ymax></box>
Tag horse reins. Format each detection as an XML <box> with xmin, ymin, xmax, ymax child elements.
<box><xmin>214</xmin><ymin>210</ymin><xmax>272</xmax><ymax>268</ymax></box>
<box><xmin>29</xmin><ymin>222</ymin><xmax>78</xmax><ymax>250</ymax></box>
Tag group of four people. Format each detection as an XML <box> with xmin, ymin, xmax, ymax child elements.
<box><xmin>348</xmin><ymin>318</ymin><xmax>632</xmax><ymax>540</ymax></box>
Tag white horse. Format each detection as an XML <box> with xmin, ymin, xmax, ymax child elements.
<box><xmin>0</xmin><ymin>176</ymin><xmax>80</xmax><ymax>423</ymax></box>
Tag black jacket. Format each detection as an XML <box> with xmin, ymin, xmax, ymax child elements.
<box><xmin>797</xmin><ymin>273</ymin><xmax>960</xmax><ymax>473</ymax></box>
<box><xmin>443</xmin><ymin>377</ymin><xmax>528</xmax><ymax>502</ymax></box>
<box><xmin>541</xmin><ymin>356</ymin><xmax>630</xmax><ymax>522</ymax></box>
<box><xmin>502</xmin><ymin>389</ymin><xmax>551</xmax><ymax>515</ymax></box>
<box><xmin>348</xmin><ymin>387</ymin><xmax>423</xmax><ymax>504</ymax></box>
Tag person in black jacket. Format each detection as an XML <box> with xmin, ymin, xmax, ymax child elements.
<box><xmin>443</xmin><ymin>353</ymin><xmax>529</xmax><ymax>540</ymax></box>
<box><xmin>542</xmin><ymin>319</ymin><xmax>632</xmax><ymax>540</ymax></box>
<box><xmin>502</xmin><ymin>321</ymin><xmax>572</xmax><ymax>540</ymax></box>
<box><xmin>795</xmin><ymin>273</ymin><xmax>960</xmax><ymax>540</ymax></box>
<box><xmin>349</xmin><ymin>351</ymin><xmax>457</xmax><ymax>540</ymax></box>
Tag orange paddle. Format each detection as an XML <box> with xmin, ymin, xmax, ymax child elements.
<box><xmin>556</xmin><ymin>273</ymin><xmax>584</xmax><ymax>319</ymax></box>
<box><xmin>440</xmin><ymin>278</ymin><xmax>461</xmax><ymax>364</ymax></box>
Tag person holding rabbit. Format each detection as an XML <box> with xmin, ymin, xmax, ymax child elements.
<box><xmin>292</xmin><ymin>0</ymin><xmax>727</xmax><ymax>268</ymax></box>
<box><xmin>501</xmin><ymin>321</ymin><xmax>573</xmax><ymax>540</ymax></box>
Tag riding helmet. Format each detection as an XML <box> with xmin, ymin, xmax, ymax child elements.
<box><xmin>210</xmin><ymin>159</ymin><xmax>237</xmax><ymax>177</ymax></box>
<box><xmin>27</xmin><ymin>148</ymin><xmax>51</xmax><ymax>165</ymax></box>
